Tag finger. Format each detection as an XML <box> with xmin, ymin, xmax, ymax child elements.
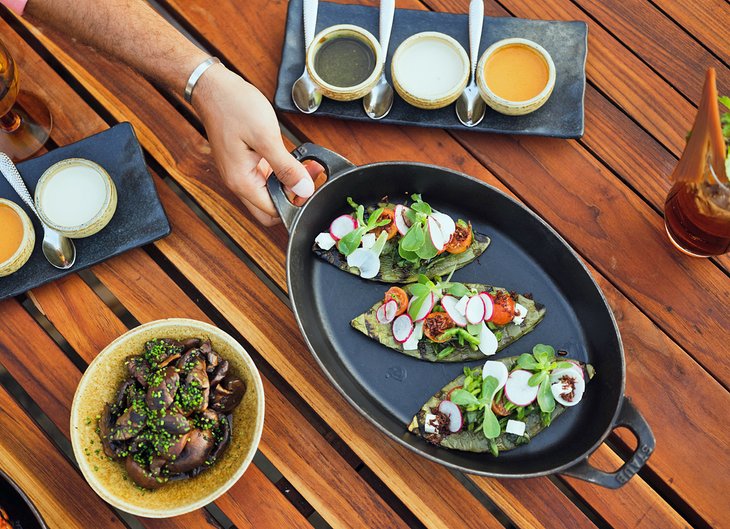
<box><xmin>262</xmin><ymin>141</ymin><xmax>315</xmax><ymax>199</ymax></box>
<box><xmin>240</xmin><ymin>196</ymin><xmax>281</xmax><ymax>227</ymax></box>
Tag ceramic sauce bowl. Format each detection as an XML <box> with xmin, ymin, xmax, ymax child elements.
<box><xmin>391</xmin><ymin>32</ymin><xmax>469</xmax><ymax>110</ymax></box>
<box><xmin>0</xmin><ymin>198</ymin><xmax>34</xmax><ymax>278</ymax></box>
<box><xmin>306</xmin><ymin>24</ymin><xmax>384</xmax><ymax>102</ymax></box>
<box><xmin>34</xmin><ymin>158</ymin><xmax>117</xmax><ymax>238</ymax></box>
<box><xmin>477</xmin><ymin>38</ymin><xmax>556</xmax><ymax>116</ymax></box>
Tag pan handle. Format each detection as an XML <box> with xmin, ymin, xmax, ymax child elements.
<box><xmin>268</xmin><ymin>143</ymin><xmax>356</xmax><ymax>232</ymax></box>
<box><xmin>561</xmin><ymin>397</ymin><xmax>655</xmax><ymax>489</ymax></box>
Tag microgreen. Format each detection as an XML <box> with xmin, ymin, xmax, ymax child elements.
<box><xmin>720</xmin><ymin>96</ymin><xmax>730</xmax><ymax>175</ymax></box>
<box><xmin>450</xmin><ymin>375</ymin><xmax>501</xmax><ymax>439</ymax></box>
<box><xmin>517</xmin><ymin>344</ymin><xmax>574</xmax><ymax>414</ymax></box>
<box><xmin>397</xmin><ymin>195</ymin><xmax>440</xmax><ymax>265</ymax></box>
<box><xmin>337</xmin><ymin>198</ymin><xmax>391</xmax><ymax>256</ymax></box>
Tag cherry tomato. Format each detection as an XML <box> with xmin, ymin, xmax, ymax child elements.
<box><xmin>445</xmin><ymin>222</ymin><xmax>473</xmax><ymax>254</ymax></box>
<box><xmin>423</xmin><ymin>312</ymin><xmax>456</xmax><ymax>343</ymax></box>
<box><xmin>384</xmin><ymin>287</ymin><xmax>409</xmax><ymax>316</ymax></box>
<box><xmin>373</xmin><ymin>208</ymin><xmax>398</xmax><ymax>240</ymax></box>
<box><xmin>490</xmin><ymin>291</ymin><xmax>515</xmax><ymax>325</ymax></box>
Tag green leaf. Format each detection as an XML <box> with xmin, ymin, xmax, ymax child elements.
<box><xmin>408</xmin><ymin>284</ymin><xmax>430</xmax><ymax>298</ymax></box>
<box><xmin>481</xmin><ymin>375</ymin><xmax>500</xmax><ymax>404</ymax></box>
<box><xmin>416</xmin><ymin>235</ymin><xmax>439</xmax><ymax>260</ymax></box>
<box><xmin>370</xmin><ymin>231</ymin><xmax>389</xmax><ymax>257</ymax></box>
<box><xmin>446</xmin><ymin>283</ymin><xmax>470</xmax><ymax>298</ymax></box>
<box><xmin>481</xmin><ymin>408</ymin><xmax>501</xmax><ymax>439</ymax></box>
<box><xmin>553</xmin><ymin>361</ymin><xmax>575</xmax><ymax>371</ymax></box>
<box><xmin>719</xmin><ymin>95</ymin><xmax>730</xmax><ymax>110</ymax></box>
<box><xmin>367</xmin><ymin>207</ymin><xmax>385</xmax><ymax>228</ymax></box>
<box><xmin>337</xmin><ymin>227</ymin><xmax>365</xmax><ymax>256</ymax></box>
<box><xmin>528</xmin><ymin>370</ymin><xmax>547</xmax><ymax>387</ymax></box>
<box><xmin>449</xmin><ymin>389</ymin><xmax>480</xmax><ymax>407</ymax></box>
<box><xmin>398</xmin><ymin>246</ymin><xmax>420</xmax><ymax>263</ymax></box>
<box><xmin>410</xmin><ymin>193</ymin><xmax>422</xmax><ymax>203</ymax></box>
<box><xmin>532</xmin><ymin>344</ymin><xmax>555</xmax><ymax>364</ymax></box>
<box><xmin>517</xmin><ymin>353</ymin><xmax>538</xmax><ymax>370</ymax></box>
<box><xmin>411</xmin><ymin>201</ymin><xmax>432</xmax><ymax>215</ymax></box>
<box><xmin>400</xmin><ymin>224</ymin><xmax>425</xmax><ymax>251</ymax></box>
<box><xmin>346</xmin><ymin>197</ymin><xmax>360</xmax><ymax>210</ymax></box>
<box><xmin>404</xmin><ymin>208</ymin><xmax>418</xmax><ymax>225</ymax></box>
<box><xmin>537</xmin><ymin>378</ymin><xmax>556</xmax><ymax>414</ymax></box>
<box><xmin>408</xmin><ymin>294</ymin><xmax>428</xmax><ymax>320</ymax></box>
<box><xmin>466</xmin><ymin>323</ymin><xmax>483</xmax><ymax>336</ymax></box>
<box><xmin>417</xmin><ymin>274</ymin><xmax>432</xmax><ymax>286</ymax></box>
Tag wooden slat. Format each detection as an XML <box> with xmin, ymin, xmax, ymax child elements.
<box><xmin>32</xmin><ymin>256</ymin><xmax>411</xmax><ymax>529</ymax></box>
<box><xmin>12</xmin><ymin>6</ymin><xmax>724</xmax><ymax>524</ymax></box>
<box><xmin>0</xmin><ymin>386</ymin><xmax>127</xmax><ymax>529</ymax></box>
<box><xmin>650</xmin><ymin>0</ymin><xmax>730</xmax><ymax>65</ymax></box>
<box><xmin>573</xmin><ymin>0</ymin><xmax>729</xmax><ymax>100</ymax></box>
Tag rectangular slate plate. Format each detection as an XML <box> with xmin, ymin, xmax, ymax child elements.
<box><xmin>275</xmin><ymin>0</ymin><xmax>587</xmax><ymax>138</ymax></box>
<box><xmin>0</xmin><ymin>123</ymin><xmax>170</xmax><ymax>301</ymax></box>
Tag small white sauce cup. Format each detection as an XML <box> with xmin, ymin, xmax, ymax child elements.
<box><xmin>34</xmin><ymin>158</ymin><xmax>117</xmax><ymax>238</ymax></box>
<box><xmin>0</xmin><ymin>198</ymin><xmax>35</xmax><ymax>278</ymax></box>
<box><xmin>391</xmin><ymin>32</ymin><xmax>470</xmax><ymax>110</ymax></box>
<box><xmin>307</xmin><ymin>24</ymin><xmax>384</xmax><ymax>102</ymax></box>
<box><xmin>477</xmin><ymin>38</ymin><xmax>556</xmax><ymax>116</ymax></box>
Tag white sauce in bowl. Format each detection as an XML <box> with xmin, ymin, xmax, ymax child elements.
<box><xmin>395</xmin><ymin>36</ymin><xmax>466</xmax><ymax>99</ymax></box>
<box><xmin>41</xmin><ymin>164</ymin><xmax>108</xmax><ymax>228</ymax></box>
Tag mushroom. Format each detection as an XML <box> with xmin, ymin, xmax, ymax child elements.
<box><xmin>126</xmin><ymin>356</ymin><xmax>149</xmax><ymax>388</ymax></box>
<box><xmin>208</xmin><ymin>360</ymin><xmax>229</xmax><ymax>389</ymax></box>
<box><xmin>181</xmin><ymin>338</ymin><xmax>201</xmax><ymax>352</ymax></box>
<box><xmin>146</xmin><ymin>365</ymin><xmax>180</xmax><ymax>411</ymax></box>
<box><xmin>109</xmin><ymin>406</ymin><xmax>147</xmax><ymax>441</ymax></box>
<box><xmin>156</xmin><ymin>432</ymin><xmax>190</xmax><ymax>461</ymax></box>
<box><xmin>176</xmin><ymin>348</ymin><xmax>200</xmax><ymax>374</ymax></box>
<box><xmin>210</xmin><ymin>376</ymin><xmax>246</xmax><ymax>413</ymax></box>
<box><xmin>183</xmin><ymin>359</ymin><xmax>210</xmax><ymax>412</ymax></box>
<box><xmin>110</xmin><ymin>378</ymin><xmax>134</xmax><ymax>415</ymax></box>
<box><xmin>125</xmin><ymin>456</ymin><xmax>167</xmax><ymax>489</ymax></box>
<box><xmin>199</xmin><ymin>340</ymin><xmax>212</xmax><ymax>356</ymax></box>
<box><xmin>208</xmin><ymin>414</ymin><xmax>232</xmax><ymax>464</ymax></box>
<box><xmin>99</xmin><ymin>404</ymin><xmax>121</xmax><ymax>458</ymax></box>
<box><xmin>159</xmin><ymin>413</ymin><xmax>192</xmax><ymax>436</ymax></box>
<box><xmin>165</xmin><ymin>429</ymin><xmax>215</xmax><ymax>474</ymax></box>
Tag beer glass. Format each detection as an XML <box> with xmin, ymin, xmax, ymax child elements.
<box><xmin>664</xmin><ymin>68</ymin><xmax>730</xmax><ymax>256</ymax></box>
<box><xmin>0</xmin><ymin>39</ymin><xmax>52</xmax><ymax>161</ymax></box>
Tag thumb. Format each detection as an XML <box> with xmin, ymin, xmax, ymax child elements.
<box><xmin>264</xmin><ymin>142</ymin><xmax>315</xmax><ymax>199</ymax></box>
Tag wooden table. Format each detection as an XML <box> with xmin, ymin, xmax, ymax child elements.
<box><xmin>0</xmin><ymin>1</ymin><xmax>728</xmax><ymax>528</ymax></box>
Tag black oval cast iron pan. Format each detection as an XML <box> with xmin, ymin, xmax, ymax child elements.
<box><xmin>268</xmin><ymin>143</ymin><xmax>654</xmax><ymax>488</ymax></box>
<box><xmin>0</xmin><ymin>469</ymin><xmax>48</xmax><ymax>529</ymax></box>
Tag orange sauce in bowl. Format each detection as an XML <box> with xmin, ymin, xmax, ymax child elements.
<box><xmin>0</xmin><ymin>204</ymin><xmax>24</xmax><ymax>263</ymax></box>
<box><xmin>484</xmin><ymin>44</ymin><xmax>549</xmax><ymax>102</ymax></box>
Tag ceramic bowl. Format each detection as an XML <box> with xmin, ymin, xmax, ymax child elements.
<box><xmin>477</xmin><ymin>38</ymin><xmax>556</xmax><ymax>116</ymax></box>
<box><xmin>0</xmin><ymin>198</ymin><xmax>35</xmax><ymax>278</ymax></box>
<box><xmin>70</xmin><ymin>319</ymin><xmax>265</xmax><ymax>518</ymax></box>
<box><xmin>307</xmin><ymin>24</ymin><xmax>384</xmax><ymax>102</ymax></box>
<box><xmin>391</xmin><ymin>32</ymin><xmax>470</xmax><ymax>110</ymax></box>
<box><xmin>34</xmin><ymin>158</ymin><xmax>117</xmax><ymax>238</ymax></box>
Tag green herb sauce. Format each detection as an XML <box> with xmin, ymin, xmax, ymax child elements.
<box><xmin>314</xmin><ymin>37</ymin><xmax>375</xmax><ymax>88</ymax></box>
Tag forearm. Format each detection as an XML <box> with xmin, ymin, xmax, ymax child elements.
<box><xmin>24</xmin><ymin>0</ymin><xmax>208</xmax><ymax>95</ymax></box>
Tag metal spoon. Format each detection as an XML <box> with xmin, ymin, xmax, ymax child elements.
<box><xmin>363</xmin><ymin>0</ymin><xmax>396</xmax><ymax>120</ymax></box>
<box><xmin>291</xmin><ymin>0</ymin><xmax>322</xmax><ymax>114</ymax></box>
<box><xmin>455</xmin><ymin>0</ymin><xmax>486</xmax><ymax>127</ymax></box>
<box><xmin>0</xmin><ymin>153</ymin><xmax>76</xmax><ymax>270</ymax></box>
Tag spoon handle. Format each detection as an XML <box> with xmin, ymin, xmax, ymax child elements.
<box><xmin>303</xmin><ymin>0</ymin><xmax>319</xmax><ymax>49</ymax></box>
<box><xmin>468</xmin><ymin>0</ymin><xmax>484</xmax><ymax>79</ymax></box>
<box><xmin>0</xmin><ymin>153</ymin><xmax>40</xmax><ymax>217</ymax></box>
<box><xmin>379</xmin><ymin>0</ymin><xmax>396</xmax><ymax>56</ymax></box>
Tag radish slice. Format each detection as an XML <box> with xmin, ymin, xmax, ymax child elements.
<box><xmin>479</xmin><ymin>292</ymin><xmax>494</xmax><ymax>322</ymax></box>
<box><xmin>315</xmin><ymin>232</ymin><xmax>337</xmax><ymax>250</ymax></box>
<box><xmin>440</xmin><ymin>295</ymin><xmax>467</xmax><ymax>327</ymax></box>
<box><xmin>466</xmin><ymin>295</ymin><xmax>487</xmax><ymax>324</ymax></box>
<box><xmin>361</xmin><ymin>232</ymin><xmax>376</xmax><ymax>249</ymax></box>
<box><xmin>376</xmin><ymin>300</ymin><xmax>398</xmax><ymax>324</ymax></box>
<box><xmin>550</xmin><ymin>367</ymin><xmax>585</xmax><ymax>406</ymax></box>
<box><xmin>408</xmin><ymin>292</ymin><xmax>435</xmax><ymax>322</ymax></box>
<box><xmin>505</xmin><ymin>370</ymin><xmax>539</xmax><ymax>406</ymax></box>
<box><xmin>346</xmin><ymin>248</ymin><xmax>380</xmax><ymax>279</ymax></box>
<box><xmin>329</xmin><ymin>215</ymin><xmax>357</xmax><ymax>240</ymax></box>
<box><xmin>431</xmin><ymin>211</ymin><xmax>456</xmax><ymax>239</ymax></box>
<box><xmin>482</xmin><ymin>360</ymin><xmax>509</xmax><ymax>391</ymax></box>
<box><xmin>394</xmin><ymin>205</ymin><xmax>411</xmax><ymax>236</ymax></box>
<box><xmin>412</xmin><ymin>320</ymin><xmax>424</xmax><ymax>340</ymax></box>
<box><xmin>438</xmin><ymin>400</ymin><xmax>463</xmax><ymax>433</ymax></box>
<box><xmin>478</xmin><ymin>323</ymin><xmax>499</xmax><ymax>356</ymax></box>
<box><xmin>454</xmin><ymin>295</ymin><xmax>469</xmax><ymax>317</ymax></box>
<box><xmin>564</xmin><ymin>360</ymin><xmax>585</xmax><ymax>379</ymax></box>
<box><xmin>392</xmin><ymin>314</ymin><xmax>414</xmax><ymax>343</ymax></box>
<box><xmin>505</xmin><ymin>419</ymin><xmax>526</xmax><ymax>436</ymax></box>
<box><xmin>512</xmin><ymin>302</ymin><xmax>528</xmax><ymax>325</ymax></box>
<box><xmin>427</xmin><ymin>216</ymin><xmax>448</xmax><ymax>251</ymax></box>
<box><xmin>402</xmin><ymin>321</ymin><xmax>421</xmax><ymax>350</ymax></box>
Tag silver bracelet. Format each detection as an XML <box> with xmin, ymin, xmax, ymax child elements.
<box><xmin>184</xmin><ymin>57</ymin><xmax>221</xmax><ymax>103</ymax></box>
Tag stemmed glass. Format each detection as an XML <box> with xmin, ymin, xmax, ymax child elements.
<box><xmin>0</xmin><ymin>39</ymin><xmax>52</xmax><ymax>162</ymax></box>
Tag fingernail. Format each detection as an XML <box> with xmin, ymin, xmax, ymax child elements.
<box><xmin>291</xmin><ymin>178</ymin><xmax>315</xmax><ymax>198</ymax></box>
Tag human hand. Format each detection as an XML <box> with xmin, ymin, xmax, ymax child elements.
<box><xmin>192</xmin><ymin>64</ymin><xmax>323</xmax><ymax>226</ymax></box>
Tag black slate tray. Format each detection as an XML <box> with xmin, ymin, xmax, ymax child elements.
<box><xmin>0</xmin><ymin>123</ymin><xmax>170</xmax><ymax>300</ymax></box>
<box><xmin>275</xmin><ymin>0</ymin><xmax>587</xmax><ymax>138</ymax></box>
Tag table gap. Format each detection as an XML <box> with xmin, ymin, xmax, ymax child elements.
<box><xmin>605</xmin><ymin>435</ymin><xmax>711</xmax><ymax>529</ymax></box>
<box><xmin>77</xmin><ymin>270</ymin><xmax>142</xmax><ymax>329</ymax></box>
<box><xmin>645</xmin><ymin>0</ymin><xmax>730</xmax><ymax>69</ymax></box>
<box><xmin>544</xmin><ymin>475</ymin><xmax>613</xmax><ymax>529</ymax></box>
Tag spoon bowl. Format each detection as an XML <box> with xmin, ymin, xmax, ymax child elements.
<box><xmin>291</xmin><ymin>0</ymin><xmax>322</xmax><ymax>114</ymax></box>
<box><xmin>363</xmin><ymin>0</ymin><xmax>396</xmax><ymax>120</ymax></box>
<box><xmin>0</xmin><ymin>153</ymin><xmax>76</xmax><ymax>270</ymax></box>
<box><xmin>456</xmin><ymin>0</ymin><xmax>486</xmax><ymax>128</ymax></box>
